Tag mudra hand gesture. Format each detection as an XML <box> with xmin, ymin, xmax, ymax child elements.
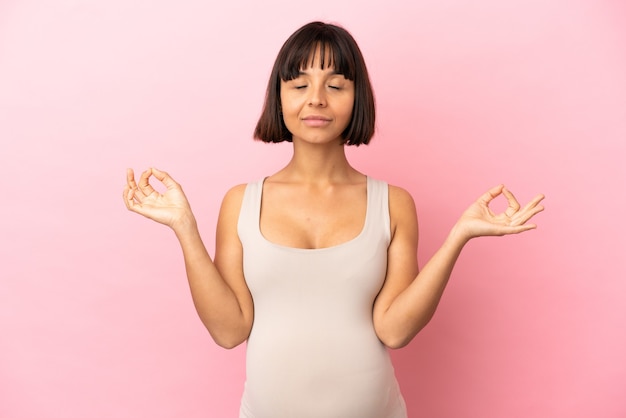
<box><xmin>123</xmin><ymin>167</ymin><xmax>195</xmax><ymax>230</ymax></box>
<box><xmin>455</xmin><ymin>184</ymin><xmax>545</xmax><ymax>242</ymax></box>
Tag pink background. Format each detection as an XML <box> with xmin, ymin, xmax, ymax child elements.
<box><xmin>1</xmin><ymin>0</ymin><xmax>625</xmax><ymax>417</ymax></box>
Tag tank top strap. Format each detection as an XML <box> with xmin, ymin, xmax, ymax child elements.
<box><xmin>365</xmin><ymin>176</ymin><xmax>391</xmax><ymax>244</ymax></box>
<box><xmin>237</xmin><ymin>178</ymin><xmax>264</xmax><ymax>243</ymax></box>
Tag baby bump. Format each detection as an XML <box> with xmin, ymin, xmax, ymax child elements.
<box><xmin>243</xmin><ymin>316</ymin><xmax>400</xmax><ymax>417</ymax></box>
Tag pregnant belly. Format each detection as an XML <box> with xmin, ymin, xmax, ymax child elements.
<box><xmin>242</xmin><ymin>318</ymin><xmax>401</xmax><ymax>418</ymax></box>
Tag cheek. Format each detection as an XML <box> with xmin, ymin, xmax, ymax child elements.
<box><xmin>279</xmin><ymin>92</ymin><xmax>299</xmax><ymax>116</ymax></box>
<box><xmin>340</xmin><ymin>97</ymin><xmax>355</xmax><ymax>120</ymax></box>
<box><xmin>279</xmin><ymin>95</ymin><xmax>298</xmax><ymax>130</ymax></box>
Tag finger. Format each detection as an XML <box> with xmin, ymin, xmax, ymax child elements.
<box><xmin>150</xmin><ymin>167</ymin><xmax>179</xmax><ymax>190</ymax></box>
<box><xmin>511</xmin><ymin>204</ymin><xmax>545</xmax><ymax>226</ymax></box>
<box><xmin>478</xmin><ymin>184</ymin><xmax>504</xmax><ymax>204</ymax></box>
<box><xmin>513</xmin><ymin>193</ymin><xmax>545</xmax><ymax>215</ymax></box>
<box><xmin>509</xmin><ymin>194</ymin><xmax>545</xmax><ymax>225</ymax></box>
<box><xmin>138</xmin><ymin>168</ymin><xmax>156</xmax><ymax>196</ymax></box>
<box><xmin>125</xmin><ymin>179</ymin><xmax>147</xmax><ymax>202</ymax></box>
<box><xmin>520</xmin><ymin>194</ymin><xmax>546</xmax><ymax>212</ymax></box>
<box><xmin>123</xmin><ymin>185</ymin><xmax>138</xmax><ymax>211</ymax></box>
<box><xmin>126</xmin><ymin>168</ymin><xmax>137</xmax><ymax>188</ymax></box>
<box><xmin>126</xmin><ymin>168</ymin><xmax>148</xmax><ymax>199</ymax></box>
<box><xmin>502</xmin><ymin>187</ymin><xmax>521</xmax><ymax>217</ymax></box>
<box><xmin>123</xmin><ymin>186</ymin><xmax>131</xmax><ymax>209</ymax></box>
<box><xmin>502</xmin><ymin>223</ymin><xmax>537</xmax><ymax>234</ymax></box>
<box><xmin>124</xmin><ymin>186</ymin><xmax>152</xmax><ymax>217</ymax></box>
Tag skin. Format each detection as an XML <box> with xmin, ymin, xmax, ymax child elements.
<box><xmin>123</xmin><ymin>52</ymin><xmax>545</xmax><ymax>350</ymax></box>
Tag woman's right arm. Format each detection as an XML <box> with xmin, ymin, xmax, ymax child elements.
<box><xmin>123</xmin><ymin>168</ymin><xmax>253</xmax><ymax>348</ymax></box>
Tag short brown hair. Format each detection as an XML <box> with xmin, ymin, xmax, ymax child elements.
<box><xmin>254</xmin><ymin>22</ymin><xmax>376</xmax><ymax>146</ymax></box>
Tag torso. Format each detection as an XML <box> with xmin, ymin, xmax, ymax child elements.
<box><xmin>237</xmin><ymin>176</ymin><xmax>407</xmax><ymax>418</ymax></box>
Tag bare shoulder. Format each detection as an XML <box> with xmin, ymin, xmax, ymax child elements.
<box><xmin>223</xmin><ymin>183</ymin><xmax>248</xmax><ymax>201</ymax></box>
<box><xmin>214</xmin><ymin>184</ymin><xmax>248</xmax><ymax>236</ymax></box>
<box><xmin>388</xmin><ymin>184</ymin><xmax>416</xmax><ymax>207</ymax></box>
<box><xmin>219</xmin><ymin>183</ymin><xmax>247</xmax><ymax>213</ymax></box>
<box><xmin>388</xmin><ymin>184</ymin><xmax>418</xmax><ymax>219</ymax></box>
<box><xmin>385</xmin><ymin>184</ymin><xmax>418</xmax><ymax>243</ymax></box>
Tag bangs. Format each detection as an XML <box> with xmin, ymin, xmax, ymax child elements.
<box><xmin>278</xmin><ymin>39</ymin><xmax>357</xmax><ymax>81</ymax></box>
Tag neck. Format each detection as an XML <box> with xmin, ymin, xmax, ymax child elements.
<box><xmin>276</xmin><ymin>140</ymin><xmax>360</xmax><ymax>184</ymax></box>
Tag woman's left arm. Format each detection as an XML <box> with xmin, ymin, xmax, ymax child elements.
<box><xmin>373</xmin><ymin>185</ymin><xmax>545</xmax><ymax>349</ymax></box>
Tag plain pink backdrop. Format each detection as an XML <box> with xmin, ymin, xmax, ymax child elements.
<box><xmin>1</xmin><ymin>0</ymin><xmax>625</xmax><ymax>417</ymax></box>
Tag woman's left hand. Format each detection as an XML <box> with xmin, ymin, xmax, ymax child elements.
<box><xmin>454</xmin><ymin>185</ymin><xmax>545</xmax><ymax>242</ymax></box>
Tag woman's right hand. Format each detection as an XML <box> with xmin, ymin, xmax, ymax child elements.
<box><xmin>123</xmin><ymin>167</ymin><xmax>196</xmax><ymax>231</ymax></box>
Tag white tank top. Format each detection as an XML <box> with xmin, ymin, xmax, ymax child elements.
<box><xmin>237</xmin><ymin>176</ymin><xmax>407</xmax><ymax>418</ymax></box>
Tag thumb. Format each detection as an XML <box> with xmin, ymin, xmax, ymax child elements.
<box><xmin>150</xmin><ymin>167</ymin><xmax>179</xmax><ymax>189</ymax></box>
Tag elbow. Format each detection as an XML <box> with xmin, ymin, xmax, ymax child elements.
<box><xmin>211</xmin><ymin>332</ymin><xmax>247</xmax><ymax>349</ymax></box>
<box><xmin>199</xmin><ymin>313</ymin><xmax>252</xmax><ymax>350</ymax></box>
<box><xmin>215</xmin><ymin>338</ymin><xmax>245</xmax><ymax>350</ymax></box>
<box><xmin>377</xmin><ymin>318</ymin><xmax>432</xmax><ymax>350</ymax></box>
<box><xmin>206</xmin><ymin>325</ymin><xmax>250</xmax><ymax>350</ymax></box>
<box><xmin>380</xmin><ymin>334</ymin><xmax>412</xmax><ymax>350</ymax></box>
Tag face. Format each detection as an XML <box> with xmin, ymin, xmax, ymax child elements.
<box><xmin>280</xmin><ymin>52</ymin><xmax>355</xmax><ymax>146</ymax></box>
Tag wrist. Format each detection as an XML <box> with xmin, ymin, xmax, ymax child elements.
<box><xmin>171</xmin><ymin>213</ymin><xmax>199</xmax><ymax>237</ymax></box>
<box><xmin>448</xmin><ymin>222</ymin><xmax>472</xmax><ymax>247</ymax></box>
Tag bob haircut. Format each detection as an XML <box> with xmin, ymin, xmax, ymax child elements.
<box><xmin>254</xmin><ymin>21</ymin><xmax>376</xmax><ymax>146</ymax></box>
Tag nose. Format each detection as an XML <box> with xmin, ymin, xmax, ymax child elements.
<box><xmin>308</xmin><ymin>84</ymin><xmax>327</xmax><ymax>107</ymax></box>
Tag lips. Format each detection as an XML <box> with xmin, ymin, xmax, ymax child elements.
<box><xmin>302</xmin><ymin>115</ymin><xmax>332</xmax><ymax>127</ymax></box>
<box><xmin>302</xmin><ymin>115</ymin><xmax>331</xmax><ymax>121</ymax></box>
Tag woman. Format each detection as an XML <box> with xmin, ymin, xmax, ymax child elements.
<box><xmin>123</xmin><ymin>21</ymin><xmax>544</xmax><ymax>418</ymax></box>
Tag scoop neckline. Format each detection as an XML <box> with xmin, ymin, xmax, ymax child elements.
<box><xmin>256</xmin><ymin>176</ymin><xmax>371</xmax><ymax>253</ymax></box>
